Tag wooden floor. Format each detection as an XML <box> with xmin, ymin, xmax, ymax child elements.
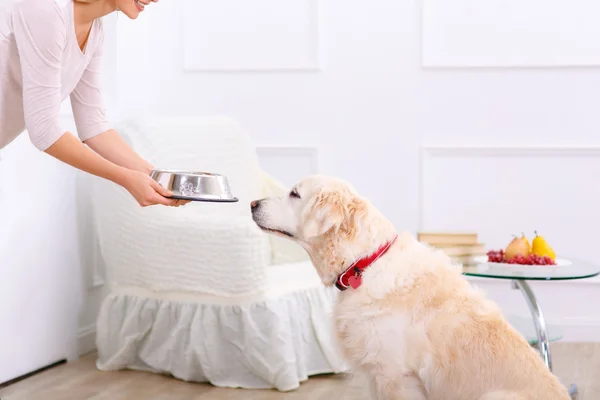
<box><xmin>1</xmin><ymin>343</ymin><xmax>599</xmax><ymax>400</ymax></box>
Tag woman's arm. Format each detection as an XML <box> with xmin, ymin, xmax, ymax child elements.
<box><xmin>45</xmin><ymin>132</ymin><xmax>178</xmax><ymax>207</ymax></box>
<box><xmin>46</xmin><ymin>131</ymin><xmax>130</xmax><ymax>185</ymax></box>
<box><xmin>84</xmin><ymin>129</ymin><xmax>154</xmax><ymax>174</ymax></box>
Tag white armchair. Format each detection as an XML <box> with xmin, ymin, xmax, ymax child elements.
<box><xmin>92</xmin><ymin>115</ymin><xmax>347</xmax><ymax>391</ymax></box>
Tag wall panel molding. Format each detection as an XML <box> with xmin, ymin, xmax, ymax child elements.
<box><xmin>418</xmin><ymin>144</ymin><xmax>600</xmax><ymax>229</ymax></box>
<box><xmin>256</xmin><ymin>146</ymin><xmax>319</xmax><ymax>186</ymax></box>
<box><xmin>421</xmin><ymin>0</ymin><xmax>600</xmax><ymax>68</ymax></box>
<box><xmin>418</xmin><ymin>143</ymin><xmax>600</xmax><ymax>279</ymax></box>
<box><xmin>182</xmin><ymin>0</ymin><xmax>320</xmax><ymax>72</ymax></box>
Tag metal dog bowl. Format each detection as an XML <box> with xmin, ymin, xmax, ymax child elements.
<box><xmin>150</xmin><ymin>169</ymin><xmax>239</xmax><ymax>203</ymax></box>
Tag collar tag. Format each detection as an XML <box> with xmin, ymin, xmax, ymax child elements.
<box><xmin>348</xmin><ymin>274</ymin><xmax>362</xmax><ymax>289</ymax></box>
<box><xmin>334</xmin><ymin>235</ymin><xmax>397</xmax><ymax>291</ymax></box>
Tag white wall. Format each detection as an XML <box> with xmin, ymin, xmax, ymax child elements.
<box><xmin>102</xmin><ymin>0</ymin><xmax>600</xmax><ymax>343</ymax></box>
<box><xmin>0</xmin><ymin>11</ymin><xmax>117</xmax><ymax>382</ymax></box>
<box><xmin>0</xmin><ymin>128</ymin><xmax>80</xmax><ymax>383</ymax></box>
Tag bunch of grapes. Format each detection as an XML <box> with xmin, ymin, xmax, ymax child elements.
<box><xmin>486</xmin><ymin>250</ymin><xmax>555</xmax><ymax>265</ymax></box>
<box><xmin>486</xmin><ymin>249</ymin><xmax>505</xmax><ymax>263</ymax></box>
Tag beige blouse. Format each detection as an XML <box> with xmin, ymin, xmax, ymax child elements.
<box><xmin>0</xmin><ymin>0</ymin><xmax>110</xmax><ymax>151</ymax></box>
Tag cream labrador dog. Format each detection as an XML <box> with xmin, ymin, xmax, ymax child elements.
<box><xmin>250</xmin><ymin>175</ymin><xmax>570</xmax><ymax>400</ymax></box>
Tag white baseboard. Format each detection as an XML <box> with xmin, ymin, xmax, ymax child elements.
<box><xmin>78</xmin><ymin>324</ymin><xmax>97</xmax><ymax>356</ymax></box>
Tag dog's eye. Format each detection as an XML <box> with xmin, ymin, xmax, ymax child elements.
<box><xmin>290</xmin><ymin>189</ymin><xmax>300</xmax><ymax>198</ymax></box>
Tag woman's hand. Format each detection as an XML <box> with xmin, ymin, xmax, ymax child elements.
<box><xmin>120</xmin><ymin>170</ymin><xmax>191</xmax><ymax>207</ymax></box>
<box><xmin>83</xmin><ymin>130</ymin><xmax>191</xmax><ymax>207</ymax></box>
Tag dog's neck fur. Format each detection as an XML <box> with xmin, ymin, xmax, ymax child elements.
<box><xmin>304</xmin><ymin>203</ymin><xmax>398</xmax><ymax>287</ymax></box>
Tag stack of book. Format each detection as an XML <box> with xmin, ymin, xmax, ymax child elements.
<box><xmin>417</xmin><ymin>232</ymin><xmax>485</xmax><ymax>265</ymax></box>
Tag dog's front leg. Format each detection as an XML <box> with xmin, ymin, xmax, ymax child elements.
<box><xmin>369</xmin><ymin>373</ymin><xmax>427</xmax><ymax>400</ymax></box>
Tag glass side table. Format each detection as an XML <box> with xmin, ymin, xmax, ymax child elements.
<box><xmin>462</xmin><ymin>258</ymin><xmax>600</xmax><ymax>400</ymax></box>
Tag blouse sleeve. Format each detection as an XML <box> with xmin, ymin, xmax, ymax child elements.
<box><xmin>11</xmin><ymin>0</ymin><xmax>67</xmax><ymax>151</ymax></box>
<box><xmin>70</xmin><ymin>21</ymin><xmax>111</xmax><ymax>141</ymax></box>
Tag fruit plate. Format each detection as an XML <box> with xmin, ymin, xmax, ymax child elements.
<box><xmin>473</xmin><ymin>255</ymin><xmax>573</xmax><ymax>267</ymax></box>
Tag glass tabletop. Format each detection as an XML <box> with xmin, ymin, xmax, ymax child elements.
<box><xmin>461</xmin><ymin>256</ymin><xmax>600</xmax><ymax>280</ymax></box>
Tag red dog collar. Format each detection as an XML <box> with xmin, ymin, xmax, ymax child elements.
<box><xmin>335</xmin><ymin>235</ymin><xmax>398</xmax><ymax>291</ymax></box>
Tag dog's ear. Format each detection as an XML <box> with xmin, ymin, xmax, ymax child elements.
<box><xmin>301</xmin><ymin>189</ymin><xmax>367</xmax><ymax>240</ymax></box>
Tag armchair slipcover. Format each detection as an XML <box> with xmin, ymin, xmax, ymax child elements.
<box><xmin>92</xmin><ymin>115</ymin><xmax>347</xmax><ymax>391</ymax></box>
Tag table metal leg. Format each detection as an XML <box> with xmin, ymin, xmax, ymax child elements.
<box><xmin>568</xmin><ymin>384</ymin><xmax>578</xmax><ymax>398</ymax></box>
<box><xmin>511</xmin><ymin>280</ymin><xmax>577</xmax><ymax>399</ymax></box>
<box><xmin>512</xmin><ymin>280</ymin><xmax>552</xmax><ymax>369</ymax></box>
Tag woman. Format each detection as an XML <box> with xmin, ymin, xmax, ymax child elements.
<box><xmin>0</xmin><ymin>0</ymin><xmax>188</xmax><ymax>207</ymax></box>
